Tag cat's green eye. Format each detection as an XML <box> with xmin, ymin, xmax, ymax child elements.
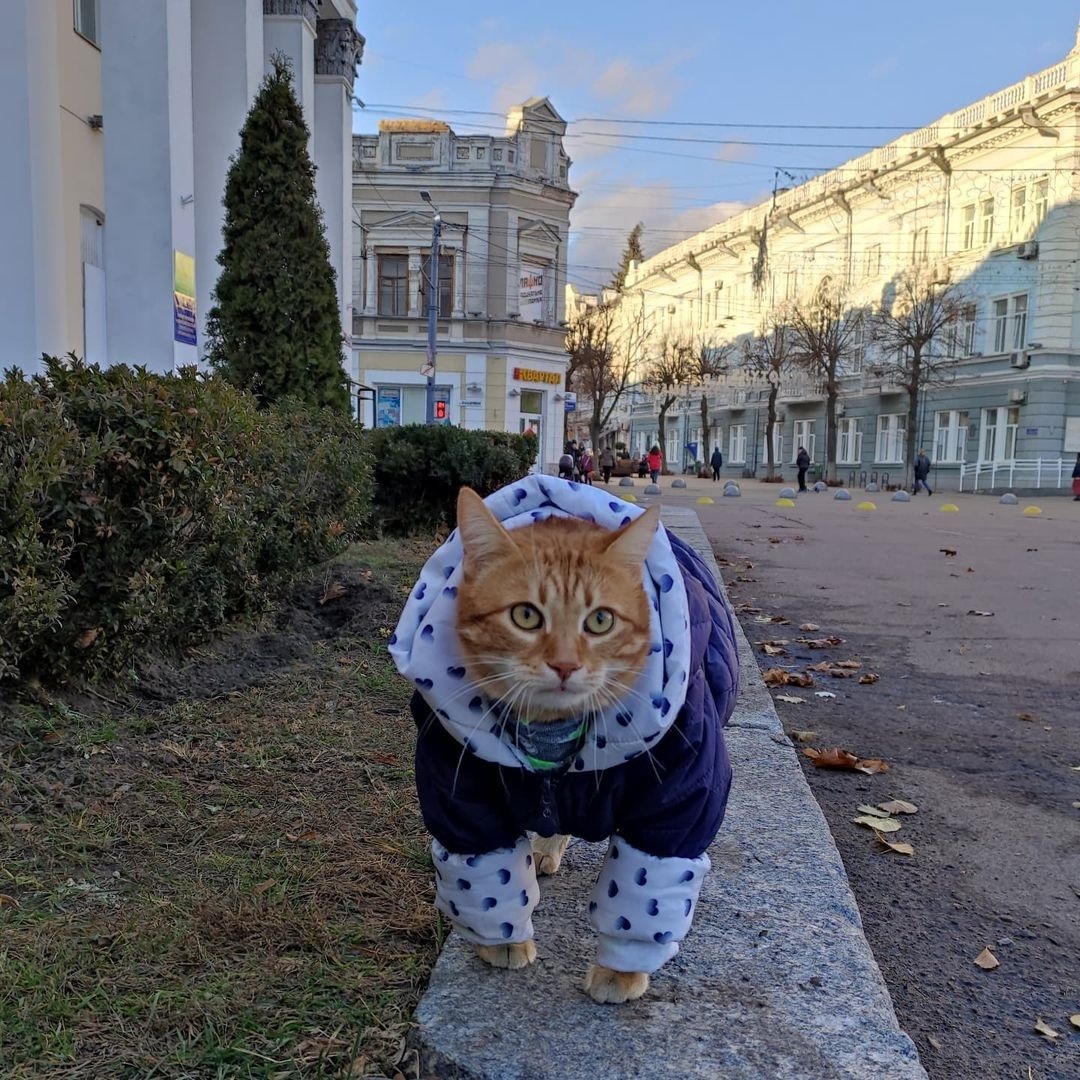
<box><xmin>584</xmin><ymin>608</ymin><xmax>615</xmax><ymax>635</ymax></box>
<box><xmin>510</xmin><ymin>603</ymin><xmax>543</xmax><ymax>631</ymax></box>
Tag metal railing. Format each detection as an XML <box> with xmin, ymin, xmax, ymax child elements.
<box><xmin>958</xmin><ymin>457</ymin><xmax>1072</xmax><ymax>492</ymax></box>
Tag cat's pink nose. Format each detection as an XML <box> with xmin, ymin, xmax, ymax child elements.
<box><xmin>548</xmin><ymin>661</ymin><xmax>581</xmax><ymax>684</ymax></box>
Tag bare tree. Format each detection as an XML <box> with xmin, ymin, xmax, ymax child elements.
<box><xmin>871</xmin><ymin>268</ymin><xmax>969</xmax><ymax>488</ymax></box>
<box><xmin>742</xmin><ymin>314</ymin><xmax>795</xmax><ymax>480</ymax></box>
<box><xmin>788</xmin><ymin>281</ymin><xmax>865</xmax><ymax>483</ymax></box>
<box><xmin>642</xmin><ymin>336</ymin><xmax>697</xmax><ymax>466</ymax></box>
<box><xmin>694</xmin><ymin>338</ymin><xmax>733</xmax><ymax>463</ymax></box>
<box><xmin>565</xmin><ymin>298</ymin><xmax>650</xmax><ymax>453</ymax></box>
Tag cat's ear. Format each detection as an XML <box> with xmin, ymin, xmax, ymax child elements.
<box><xmin>604</xmin><ymin>503</ymin><xmax>660</xmax><ymax>565</ymax></box>
<box><xmin>456</xmin><ymin>487</ymin><xmax>519</xmax><ymax>564</ymax></box>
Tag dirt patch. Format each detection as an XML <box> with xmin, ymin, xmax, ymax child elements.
<box><xmin>0</xmin><ymin>540</ymin><xmax>438</xmax><ymax>1079</ymax></box>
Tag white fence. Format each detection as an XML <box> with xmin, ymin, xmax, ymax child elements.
<box><xmin>958</xmin><ymin>458</ymin><xmax>1073</xmax><ymax>492</ymax></box>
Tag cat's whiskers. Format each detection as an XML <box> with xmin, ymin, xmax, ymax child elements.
<box><xmin>449</xmin><ymin>678</ymin><xmax>530</xmax><ymax>798</ymax></box>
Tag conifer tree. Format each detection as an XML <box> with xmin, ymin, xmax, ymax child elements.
<box><xmin>206</xmin><ymin>54</ymin><xmax>348</xmax><ymax>411</ymax></box>
<box><xmin>611</xmin><ymin>223</ymin><xmax>645</xmax><ymax>292</ymax></box>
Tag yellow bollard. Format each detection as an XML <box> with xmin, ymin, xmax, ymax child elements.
<box><xmin>696</xmin><ymin>496</ymin><xmax>714</xmax><ymax>505</ymax></box>
<box><xmin>775</xmin><ymin>497</ymin><xmax>796</xmax><ymax>508</ymax></box>
<box><xmin>939</xmin><ymin>503</ymin><xmax>959</xmax><ymax>512</ymax></box>
<box><xmin>622</xmin><ymin>494</ymin><xmax>638</xmax><ymax>503</ymax></box>
<box><xmin>856</xmin><ymin>501</ymin><xmax>877</xmax><ymax>511</ymax></box>
<box><xmin>1022</xmin><ymin>506</ymin><xmax>1042</xmax><ymax>516</ymax></box>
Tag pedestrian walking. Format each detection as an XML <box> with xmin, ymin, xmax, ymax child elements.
<box><xmin>709</xmin><ymin>446</ymin><xmax>724</xmax><ymax>482</ymax></box>
<box><xmin>913</xmin><ymin>449</ymin><xmax>933</xmax><ymax>496</ymax></box>
<box><xmin>1072</xmin><ymin>452</ymin><xmax>1080</xmax><ymax>500</ymax></box>
<box><xmin>796</xmin><ymin>445</ymin><xmax>810</xmax><ymax>492</ymax></box>
<box><xmin>557</xmin><ymin>452</ymin><xmax>575</xmax><ymax>480</ymax></box>
<box><xmin>599</xmin><ymin>446</ymin><xmax>616</xmax><ymax>484</ymax></box>
<box><xmin>637</xmin><ymin>452</ymin><xmax>650</xmax><ymax>479</ymax></box>
<box><xmin>580</xmin><ymin>447</ymin><xmax>595</xmax><ymax>485</ymax></box>
<box><xmin>647</xmin><ymin>445</ymin><xmax>663</xmax><ymax>484</ymax></box>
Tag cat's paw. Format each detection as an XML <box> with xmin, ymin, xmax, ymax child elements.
<box><xmin>583</xmin><ymin>964</ymin><xmax>650</xmax><ymax>1004</ymax></box>
<box><xmin>474</xmin><ymin>940</ymin><xmax>537</xmax><ymax>970</ymax></box>
<box><xmin>531</xmin><ymin>833</ymin><xmax>571</xmax><ymax>876</ymax></box>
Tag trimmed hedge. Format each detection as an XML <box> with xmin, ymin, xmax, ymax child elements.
<box><xmin>364</xmin><ymin>425</ymin><xmax>537</xmax><ymax>535</ymax></box>
<box><xmin>0</xmin><ymin>358</ymin><xmax>372</xmax><ymax>682</ymax></box>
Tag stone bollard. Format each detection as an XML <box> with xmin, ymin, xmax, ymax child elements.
<box><xmin>671</xmin><ymin>478</ymin><xmax>687</xmax><ymax>488</ymax></box>
<box><xmin>834</xmin><ymin>489</ymin><xmax>852</xmax><ymax>501</ymax></box>
<box><xmin>779</xmin><ymin>487</ymin><xmax>797</xmax><ymax>499</ymax></box>
<box><xmin>891</xmin><ymin>491</ymin><xmax>911</xmax><ymax>502</ymax></box>
<box><xmin>999</xmin><ymin>493</ymin><xmax>1019</xmax><ymax>505</ymax></box>
<box><xmin>865</xmin><ymin>482</ymin><xmax>880</xmax><ymax>493</ymax></box>
<box><xmin>644</xmin><ymin>484</ymin><xmax>662</xmax><ymax>494</ymax></box>
<box><xmin>814</xmin><ymin>481</ymin><xmax>828</xmax><ymax>493</ymax></box>
<box><xmin>723</xmin><ymin>485</ymin><xmax>741</xmax><ymax>497</ymax></box>
<box><xmin>618</xmin><ymin>477</ymin><xmax>634</xmax><ymax>487</ymax></box>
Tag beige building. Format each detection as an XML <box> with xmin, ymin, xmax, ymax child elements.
<box><xmin>352</xmin><ymin>99</ymin><xmax>577</xmax><ymax>471</ymax></box>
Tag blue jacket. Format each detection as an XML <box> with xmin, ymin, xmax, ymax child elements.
<box><xmin>411</xmin><ymin>533</ymin><xmax>737</xmax><ymax>859</ymax></box>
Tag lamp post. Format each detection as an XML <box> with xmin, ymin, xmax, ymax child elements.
<box><xmin>420</xmin><ymin>191</ymin><xmax>442</xmax><ymax>425</ymax></box>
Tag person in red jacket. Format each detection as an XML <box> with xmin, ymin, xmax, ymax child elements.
<box><xmin>647</xmin><ymin>445</ymin><xmax>663</xmax><ymax>483</ymax></box>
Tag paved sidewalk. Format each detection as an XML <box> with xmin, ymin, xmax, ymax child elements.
<box><xmin>410</xmin><ymin>507</ymin><xmax>926</xmax><ymax>1080</ymax></box>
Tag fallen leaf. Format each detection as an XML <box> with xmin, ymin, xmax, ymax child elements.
<box><xmin>252</xmin><ymin>879</ymin><xmax>278</xmax><ymax>895</ymax></box>
<box><xmin>0</xmin><ymin>894</ymin><xmax>20</xmax><ymax>908</ymax></box>
<box><xmin>799</xmin><ymin>623</ymin><xmax>821</xmax><ymax>632</ymax></box>
<box><xmin>858</xmin><ymin>673</ymin><xmax>880</xmax><ymax>685</ymax></box>
<box><xmin>768</xmin><ymin>537</ymin><xmax>782</xmax><ymax>544</ymax></box>
<box><xmin>878</xmin><ymin>800</ymin><xmax>919</xmax><ymax>815</ymax></box>
<box><xmin>927</xmin><ymin>1036</ymin><xmax>943</xmax><ymax>1052</ymax></box>
<box><xmin>798</xmin><ymin>636</ymin><xmax>846</xmax><ymax>649</ymax></box>
<box><xmin>1070</xmin><ymin>1014</ymin><xmax>1080</xmax><ymax>1030</ymax></box>
<box><xmin>320</xmin><ymin>581</ymin><xmax>348</xmax><ymax>605</ymax></box>
<box><xmin>966</xmin><ymin>567</ymin><xmax>975</xmax><ymax>573</ymax></box>
<box><xmin>763</xmin><ymin>668</ymin><xmax>815</xmax><ymax>688</ymax></box>
<box><xmin>1026</xmin><ymin>547</ymin><xmax>1038</xmax><ymax>552</ymax></box>
<box><xmin>939</xmin><ymin>548</ymin><xmax>957</xmax><ymax>557</ymax></box>
<box><xmin>853</xmin><ymin>758</ymin><xmax>890</xmax><ymax>775</ymax></box>
<box><xmin>11</xmin><ymin>823</ymin><xmax>33</xmax><ymax>833</ymax></box>
<box><xmin>807</xmin><ymin>660</ymin><xmax>861</xmax><ymax>678</ymax></box>
<box><xmin>967</xmin><ymin>610</ymin><xmax>995</xmax><ymax>617</ymax></box>
<box><xmin>761</xmin><ymin>643</ymin><xmax>788</xmax><ymax>657</ymax></box>
<box><xmin>769</xmin><ymin>615</ymin><xmax>791</xmax><ymax>625</ymax></box>
<box><xmin>857</xmin><ymin>804</ymin><xmax>891</xmax><ymax>817</ymax></box>
<box><xmin>875</xmin><ymin>832</ymin><xmax>915</xmax><ymax>855</ymax></box>
<box><xmin>775</xmin><ymin>694</ymin><xmax>805</xmax><ymax>704</ymax></box>
<box><xmin>853</xmin><ymin>814</ymin><xmax>902</xmax><ymax>832</ymax></box>
<box><xmin>804</xmin><ymin>747</ymin><xmax>858</xmax><ymax>769</ymax></box>
<box><xmin>815</xmin><ymin>691</ymin><xmax>837</xmax><ymax>699</ymax></box>
<box><xmin>896</xmin><ymin>704</ymin><xmax>907</xmax><ymax>710</ymax></box>
<box><xmin>834</xmin><ymin>660</ymin><xmax>861</xmax><ymax>669</ymax></box>
<box><xmin>74</xmin><ymin>627</ymin><xmax>101</xmax><ymax>649</ymax></box>
<box><xmin>285</xmin><ymin>830</ymin><xmax>320</xmax><ymax>843</ymax></box>
<box><xmin>973</xmin><ymin>947</ymin><xmax>1000</xmax><ymax>971</ymax></box>
<box><xmin>1017</xmin><ymin>712</ymin><xmax>1036</xmax><ymax>722</ymax></box>
<box><xmin>788</xmin><ymin>730</ymin><xmax>817</xmax><ymax>743</ymax></box>
<box><xmin>1072</xmin><ymin>802</ymin><xmax>1080</xmax><ymax>810</ymax></box>
<box><xmin>1034</xmin><ymin>1018</ymin><xmax>1061</xmax><ymax>1041</ymax></box>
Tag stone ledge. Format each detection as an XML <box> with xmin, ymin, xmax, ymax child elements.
<box><xmin>409</xmin><ymin>508</ymin><xmax>926</xmax><ymax>1080</ymax></box>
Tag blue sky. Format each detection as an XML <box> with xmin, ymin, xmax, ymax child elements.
<box><xmin>354</xmin><ymin>2</ymin><xmax>1080</xmax><ymax>289</ymax></box>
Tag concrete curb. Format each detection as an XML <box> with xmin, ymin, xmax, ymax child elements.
<box><xmin>409</xmin><ymin>508</ymin><xmax>927</xmax><ymax>1080</ymax></box>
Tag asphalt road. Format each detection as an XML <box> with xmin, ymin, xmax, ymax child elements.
<box><xmin>633</xmin><ymin>476</ymin><xmax>1080</xmax><ymax>1080</ymax></box>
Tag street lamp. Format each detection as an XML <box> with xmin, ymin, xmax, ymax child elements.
<box><xmin>420</xmin><ymin>191</ymin><xmax>442</xmax><ymax>425</ymax></box>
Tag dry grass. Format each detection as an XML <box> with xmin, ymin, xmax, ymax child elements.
<box><xmin>0</xmin><ymin>541</ymin><xmax>440</xmax><ymax>1079</ymax></box>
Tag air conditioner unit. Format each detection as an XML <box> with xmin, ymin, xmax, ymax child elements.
<box><xmin>929</xmin><ymin>259</ymin><xmax>951</xmax><ymax>285</ymax></box>
<box><xmin>1016</xmin><ymin>241</ymin><xmax>1039</xmax><ymax>260</ymax></box>
<box><xmin>1007</xmin><ymin>387</ymin><xmax>1027</xmax><ymax>404</ymax></box>
<box><xmin>1008</xmin><ymin>351</ymin><xmax>1030</xmax><ymax>369</ymax></box>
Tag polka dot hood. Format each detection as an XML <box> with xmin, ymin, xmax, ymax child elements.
<box><xmin>388</xmin><ymin>475</ymin><xmax>693</xmax><ymax>773</ymax></box>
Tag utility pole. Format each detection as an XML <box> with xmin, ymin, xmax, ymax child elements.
<box><xmin>420</xmin><ymin>191</ymin><xmax>442</xmax><ymax>425</ymax></box>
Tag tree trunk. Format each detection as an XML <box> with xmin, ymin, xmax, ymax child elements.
<box><xmin>903</xmin><ymin>350</ymin><xmax>922</xmax><ymax>490</ymax></box>
<box><xmin>590</xmin><ymin>418</ymin><xmax>601</xmax><ymax>454</ymax></box>
<box><xmin>700</xmin><ymin>393</ymin><xmax>711</xmax><ymax>461</ymax></box>
<box><xmin>824</xmin><ymin>389</ymin><xmax>839</xmax><ymax>483</ymax></box>
<box><xmin>657</xmin><ymin>403</ymin><xmax>670</xmax><ymax>458</ymax></box>
<box><xmin>765</xmin><ymin>385</ymin><xmax>778</xmax><ymax>479</ymax></box>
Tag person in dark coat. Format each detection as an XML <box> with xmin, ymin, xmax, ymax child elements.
<box><xmin>599</xmin><ymin>447</ymin><xmax>616</xmax><ymax>484</ymax></box>
<box><xmin>709</xmin><ymin>446</ymin><xmax>724</xmax><ymax>482</ymax></box>
<box><xmin>913</xmin><ymin>449</ymin><xmax>933</xmax><ymax>495</ymax></box>
<box><xmin>1072</xmin><ymin>453</ymin><xmax>1080</xmax><ymax>500</ymax></box>
<box><xmin>796</xmin><ymin>446</ymin><xmax>811</xmax><ymax>492</ymax></box>
<box><xmin>390</xmin><ymin>477</ymin><xmax>739</xmax><ymax>985</ymax></box>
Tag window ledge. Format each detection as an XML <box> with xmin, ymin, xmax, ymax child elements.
<box><xmin>74</xmin><ymin>29</ymin><xmax>101</xmax><ymax>50</ymax></box>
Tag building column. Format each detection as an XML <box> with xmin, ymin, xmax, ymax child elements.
<box><xmin>407</xmin><ymin>250</ymin><xmax>422</xmax><ymax>317</ymax></box>
<box><xmin>0</xmin><ymin>0</ymin><xmax>66</xmax><ymax>371</ymax></box>
<box><xmin>191</xmin><ymin>0</ymin><xmax>264</xmax><ymax>360</ymax></box>
<box><xmin>363</xmin><ymin>245</ymin><xmax>377</xmax><ymax>315</ymax></box>
<box><xmin>314</xmin><ymin>16</ymin><xmax>364</xmax><ymax>354</ymax></box>
<box><xmin>262</xmin><ymin>0</ymin><xmax>317</xmax><ymax>156</ymax></box>
<box><xmin>452</xmin><ymin>249</ymin><xmax>465</xmax><ymax>317</ymax></box>
<box><xmin>101</xmin><ymin>0</ymin><xmax>198</xmax><ymax>372</ymax></box>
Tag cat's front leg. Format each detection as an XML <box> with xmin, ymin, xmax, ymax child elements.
<box><xmin>474</xmin><ymin>940</ymin><xmax>537</xmax><ymax>969</ymax></box>
<box><xmin>531</xmin><ymin>832</ymin><xmax>571</xmax><ymax>876</ymax></box>
<box><xmin>583</xmin><ymin>964</ymin><xmax>648</xmax><ymax>1003</ymax></box>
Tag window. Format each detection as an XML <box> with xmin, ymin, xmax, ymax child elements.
<box><xmin>875</xmin><ymin>414</ymin><xmax>905</xmax><ymax>463</ymax></box>
<box><xmin>911</xmin><ymin>226</ymin><xmax>929</xmax><ymax>265</ymax></box>
<box><xmin>80</xmin><ymin>207</ymin><xmax>106</xmax><ymax>365</ymax></box>
<box><xmin>375</xmin><ymin>384</ymin><xmax>450</xmax><ymax>426</ymax></box>
<box><xmin>519</xmin><ymin>389</ymin><xmax>543</xmax><ymax>414</ymax></box>
<box><xmin>979</xmin><ymin>406</ymin><xmax>1020</xmax><ymax>462</ymax></box>
<box><xmin>863</xmin><ymin>244</ymin><xmax>881</xmax><ymax>279</ymax></box>
<box><xmin>993</xmin><ymin>293</ymin><xmax>1028</xmax><ymax>353</ymax></box>
<box><xmin>1010</xmin><ymin>186</ymin><xmax>1027</xmax><ymax>238</ymax></box>
<box><xmin>838</xmin><ymin>418</ymin><xmax>863</xmax><ymax>465</ymax></box>
<box><xmin>947</xmin><ymin>303</ymin><xmax>977</xmax><ymax>357</ymax></box>
<box><xmin>729</xmin><ymin>424</ymin><xmax>747</xmax><ymax>464</ymax></box>
<box><xmin>1032</xmin><ymin>178</ymin><xmax>1049</xmax><ymax>228</ymax></box>
<box><xmin>378</xmin><ymin>255</ymin><xmax>408</xmax><ymax>316</ymax></box>
<box><xmin>421</xmin><ymin>252</ymin><xmax>453</xmax><ymax>318</ymax></box>
<box><xmin>762</xmin><ymin>421</ymin><xmax>783</xmax><ymax>466</ymax></box>
<box><xmin>980</xmin><ymin>198</ymin><xmax>995</xmax><ymax>245</ymax></box>
<box><xmin>961</xmin><ymin>204</ymin><xmax>976</xmax><ymax>251</ymax></box>
<box><xmin>792</xmin><ymin>420</ymin><xmax>816</xmax><ymax>464</ymax></box>
<box><xmin>74</xmin><ymin>0</ymin><xmax>99</xmax><ymax>45</ymax></box>
<box><xmin>934</xmin><ymin>410</ymin><xmax>968</xmax><ymax>463</ymax></box>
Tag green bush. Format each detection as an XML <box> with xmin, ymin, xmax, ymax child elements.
<box><xmin>0</xmin><ymin>358</ymin><xmax>371</xmax><ymax>682</ymax></box>
<box><xmin>365</xmin><ymin>425</ymin><xmax>536</xmax><ymax>535</ymax></box>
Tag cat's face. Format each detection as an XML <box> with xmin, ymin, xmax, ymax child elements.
<box><xmin>454</xmin><ymin>488</ymin><xmax>658</xmax><ymax>722</ymax></box>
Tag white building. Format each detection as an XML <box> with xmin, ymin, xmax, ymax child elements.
<box><xmin>602</xmin><ymin>28</ymin><xmax>1080</xmax><ymax>490</ymax></box>
<box><xmin>1</xmin><ymin>0</ymin><xmax>363</xmax><ymax>377</ymax></box>
<box><xmin>352</xmin><ymin>99</ymin><xmax>577</xmax><ymax>472</ymax></box>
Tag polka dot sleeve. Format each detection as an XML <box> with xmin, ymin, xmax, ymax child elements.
<box><xmin>588</xmin><ymin>835</ymin><xmax>710</xmax><ymax>974</ymax></box>
<box><xmin>432</xmin><ymin>836</ymin><xmax>540</xmax><ymax>947</ymax></box>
